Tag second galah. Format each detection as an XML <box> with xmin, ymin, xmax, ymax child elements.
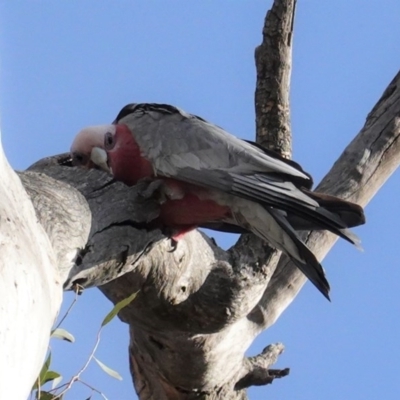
<box><xmin>71</xmin><ymin>103</ymin><xmax>366</xmax><ymax>300</ymax></box>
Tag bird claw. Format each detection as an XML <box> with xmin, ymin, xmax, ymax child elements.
<box><xmin>167</xmin><ymin>237</ymin><xmax>178</xmax><ymax>252</ymax></box>
<box><xmin>162</xmin><ymin>227</ymin><xmax>185</xmax><ymax>252</ymax></box>
<box><xmin>138</xmin><ymin>179</ymin><xmax>165</xmax><ymax>200</ymax></box>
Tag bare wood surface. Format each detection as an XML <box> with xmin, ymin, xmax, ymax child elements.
<box><xmin>0</xmin><ymin>142</ymin><xmax>62</xmax><ymax>400</ymax></box>
<box><xmin>2</xmin><ymin>0</ymin><xmax>397</xmax><ymax>399</ymax></box>
<box><xmin>255</xmin><ymin>0</ymin><xmax>296</xmax><ymax>157</ymax></box>
<box><xmin>0</xmin><ymin>1</ymin><xmax>398</xmax><ymax>399</ymax></box>
<box><xmin>26</xmin><ymin>160</ymin><xmax>164</xmax><ymax>291</ymax></box>
<box><xmin>18</xmin><ymin>171</ymin><xmax>91</xmax><ymax>283</ymax></box>
<box><xmin>100</xmin><ymin>69</ymin><xmax>400</xmax><ymax>399</ymax></box>
<box><xmin>22</xmin><ymin>4</ymin><xmax>400</xmax><ymax>400</ymax></box>
<box><xmin>235</xmin><ymin>344</ymin><xmax>289</xmax><ymax>390</ymax></box>
<box><xmin>253</xmin><ymin>70</ymin><xmax>400</xmax><ymax>330</ymax></box>
<box><xmin>27</xmin><ymin>70</ymin><xmax>400</xmax><ymax>396</ymax></box>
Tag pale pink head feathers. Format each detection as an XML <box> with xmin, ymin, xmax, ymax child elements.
<box><xmin>70</xmin><ymin>125</ymin><xmax>115</xmax><ymax>170</ymax></box>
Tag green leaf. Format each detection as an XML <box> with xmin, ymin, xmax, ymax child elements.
<box><xmin>101</xmin><ymin>291</ymin><xmax>138</xmax><ymax>327</ymax></box>
<box><xmin>94</xmin><ymin>357</ymin><xmax>123</xmax><ymax>380</ymax></box>
<box><xmin>41</xmin><ymin>371</ymin><xmax>61</xmax><ymax>386</ymax></box>
<box><xmin>38</xmin><ymin>391</ymin><xmax>57</xmax><ymax>400</ymax></box>
<box><xmin>51</xmin><ymin>374</ymin><xmax>63</xmax><ymax>389</ymax></box>
<box><xmin>51</xmin><ymin>328</ymin><xmax>75</xmax><ymax>343</ymax></box>
<box><xmin>32</xmin><ymin>352</ymin><xmax>51</xmax><ymax>390</ymax></box>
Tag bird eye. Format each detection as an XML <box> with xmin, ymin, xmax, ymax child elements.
<box><xmin>104</xmin><ymin>132</ymin><xmax>115</xmax><ymax>150</ymax></box>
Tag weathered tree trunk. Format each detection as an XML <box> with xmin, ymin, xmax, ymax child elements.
<box><xmin>0</xmin><ymin>139</ymin><xmax>62</xmax><ymax>400</ymax></box>
<box><xmin>1</xmin><ymin>0</ymin><xmax>400</xmax><ymax>399</ymax></box>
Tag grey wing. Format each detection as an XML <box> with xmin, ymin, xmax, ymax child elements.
<box><xmin>119</xmin><ymin>103</ymin><xmax>312</xmax><ymax>185</ymax></box>
<box><xmin>228</xmin><ymin>199</ymin><xmax>331</xmax><ymax>300</ymax></box>
<box><xmin>119</xmin><ymin>104</ymin><xmax>360</xmax><ymax>246</ymax></box>
<box><xmin>175</xmin><ymin>166</ymin><xmax>362</xmax><ymax>244</ymax></box>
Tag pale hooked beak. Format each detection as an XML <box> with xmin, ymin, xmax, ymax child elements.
<box><xmin>90</xmin><ymin>147</ymin><xmax>111</xmax><ymax>173</ymax></box>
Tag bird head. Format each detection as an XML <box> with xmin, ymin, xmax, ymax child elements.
<box><xmin>70</xmin><ymin>125</ymin><xmax>115</xmax><ymax>172</ymax></box>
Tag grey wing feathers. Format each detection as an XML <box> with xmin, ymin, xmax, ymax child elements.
<box><xmin>116</xmin><ymin>104</ymin><xmax>314</xmax><ymax>187</ymax></box>
<box><xmin>116</xmin><ymin>103</ymin><xmax>365</xmax><ymax>299</ymax></box>
<box><xmin>268</xmin><ymin>208</ymin><xmax>331</xmax><ymax>300</ymax></box>
<box><xmin>174</xmin><ymin>167</ymin><xmax>361</xmax><ymax>247</ymax></box>
<box><xmin>119</xmin><ymin>103</ymin><xmax>312</xmax><ymax>184</ymax></box>
<box><xmin>244</xmin><ymin>140</ymin><xmax>314</xmax><ymax>189</ymax></box>
<box><xmin>231</xmin><ymin>201</ymin><xmax>331</xmax><ymax>300</ymax></box>
<box><xmin>119</xmin><ymin>103</ymin><xmax>363</xmax><ymax>247</ymax></box>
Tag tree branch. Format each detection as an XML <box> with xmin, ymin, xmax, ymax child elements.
<box><xmin>27</xmin><ymin>158</ymin><xmax>163</xmax><ymax>290</ymax></box>
<box><xmin>0</xmin><ymin>143</ymin><xmax>62</xmax><ymax>399</ymax></box>
<box><xmin>227</xmin><ymin>0</ymin><xmax>299</xmax><ymax>343</ymax></box>
<box><xmin>18</xmin><ymin>171</ymin><xmax>91</xmax><ymax>283</ymax></box>
<box><xmin>25</xmin><ymin>48</ymin><xmax>400</xmax><ymax>400</ymax></box>
<box><xmin>252</xmin><ymin>70</ymin><xmax>400</xmax><ymax>330</ymax></box>
<box><xmin>255</xmin><ymin>0</ymin><xmax>296</xmax><ymax>157</ymax></box>
<box><xmin>14</xmin><ymin>1</ymin><xmax>400</xmax><ymax>399</ymax></box>
<box><xmin>235</xmin><ymin>344</ymin><xmax>289</xmax><ymax>390</ymax></box>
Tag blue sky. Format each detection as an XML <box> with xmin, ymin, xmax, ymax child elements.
<box><xmin>1</xmin><ymin>1</ymin><xmax>400</xmax><ymax>399</ymax></box>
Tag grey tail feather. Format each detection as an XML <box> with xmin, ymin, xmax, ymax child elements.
<box><xmin>285</xmin><ymin>211</ymin><xmax>363</xmax><ymax>249</ymax></box>
<box><xmin>339</xmin><ymin>228</ymin><xmax>363</xmax><ymax>251</ymax></box>
<box><xmin>268</xmin><ymin>208</ymin><xmax>331</xmax><ymax>301</ymax></box>
<box><xmin>303</xmin><ymin>189</ymin><xmax>366</xmax><ymax>228</ymax></box>
<box><xmin>291</xmin><ymin>258</ymin><xmax>331</xmax><ymax>301</ymax></box>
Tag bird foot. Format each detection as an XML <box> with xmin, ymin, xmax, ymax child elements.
<box><xmin>163</xmin><ymin>225</ymin><xmax>196</xmax><ymax>252</ymax></box>
<box><xmin>138</xmin><ymin>179</ymin><xmax>165</xmax><ymax>200</ymax></box>
<box><xmin>167</xmin><ymin>237</ymin><xmax>178</xmax><ymax>252</ymax></box>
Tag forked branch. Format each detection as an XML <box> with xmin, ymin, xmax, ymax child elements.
<box><xmin>20</xmin><ymin>0</ymin><xmax>400</xmax><ymax>399</ymax></box>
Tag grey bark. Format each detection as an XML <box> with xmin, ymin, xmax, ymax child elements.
<box><xmin>3</xmin><ymin>0</ymin><xmax>400</xmax><ymax>399</ymax></box>
<box><xmin>26</xmin><ymin>69</ymin><xmax>400</xmax><ymax>398</ymax></box>
<box><xmin>255</xmin><ymin>0</ymin><xmax>296</xmax><ymax>158</ymax></box>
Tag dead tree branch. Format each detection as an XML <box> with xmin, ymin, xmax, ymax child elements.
<box><xmin>0</xmin><ymin>145</ymin><xmax>63</xmax><ymax>399</ymax></box>
<box><xmin>253</xmin><ymin>70</ymin><xmax>400</xmax><ymax>330</ymax></box>
<box><xmin>15</xmin><ymin>0</ymin><xmax>400</xmax><ymax>399</ymax></box>
<box><xmin>255</xmin><ymin>0</ymin><xmax>296</xmax><ymax>157</ymax></box>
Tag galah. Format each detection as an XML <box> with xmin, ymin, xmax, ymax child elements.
<box><xmin>71</xmin><ymin>103</ymin><xmax>365</xmax><ymax>300</ymax></box>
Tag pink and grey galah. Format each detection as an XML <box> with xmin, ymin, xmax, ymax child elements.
<box><xmin>70</xmin><ymin>103</ymin><xmax>366</xmax><ymax>300</ymax></box>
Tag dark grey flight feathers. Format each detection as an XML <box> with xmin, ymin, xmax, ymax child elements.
<box><xmin>113</xmin><ymin>103</ymin><xmax>365</xmax><ymax>300</ymax></box>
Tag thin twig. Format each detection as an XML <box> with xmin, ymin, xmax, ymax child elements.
<box><xmin>54</xmin><ymin>287</ymin><xmax>80</xmax><ymax>330</ymax></box>
<box><xmin>79</xmin><ymin>379</ymin><xmax>109</xmax><ymax>400</ymax></box>
<box><xmin>53</xmin><ymin>328</ymin><xmax>103</xmax><ymax>399</ymax></box>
